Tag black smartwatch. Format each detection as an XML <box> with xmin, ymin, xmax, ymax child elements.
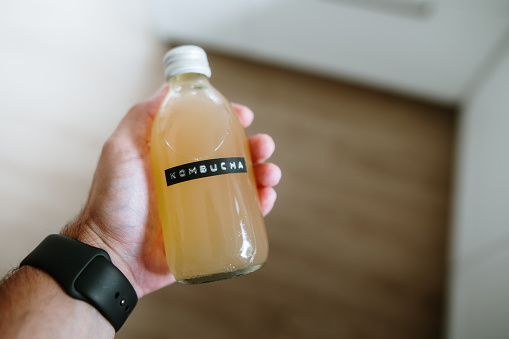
<box><xmin>20</xmin><ymin>234</ymin><xmax>138</xmax><ymax>332</ymax></box>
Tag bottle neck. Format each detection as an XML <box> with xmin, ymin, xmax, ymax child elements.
<box><xmin>168</xmin><ymin>73</ymin><xmax>210</xmax><ymax>87</ymax></box>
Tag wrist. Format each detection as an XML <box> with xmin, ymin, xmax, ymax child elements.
<box><xmin>61</xmin><ymin>218</ymin><xmax>141</xmax><ymax>297</ymax></box>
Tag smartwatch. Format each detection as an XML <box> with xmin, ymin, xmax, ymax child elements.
<box><xmin>20</xmin><ymin>234</ymin><xmax>138</xmax><ymax>332</ymax></box>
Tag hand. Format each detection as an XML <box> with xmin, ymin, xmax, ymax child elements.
<box><xmin>62</xmin><ymin>84</ymin><xmax>281</xmax><ymax>298</ymax></box>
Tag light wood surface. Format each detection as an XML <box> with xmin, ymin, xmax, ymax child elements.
<box><xmin>117</xmin><ymin>52</ymin><xmax>456</xmax><ymax>339</ymax></box>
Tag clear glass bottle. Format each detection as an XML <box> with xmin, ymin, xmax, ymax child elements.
<box><xmin>150</xmin><ymin>45</ymin><xmax>269</xmax><ymax>284</ymax></box>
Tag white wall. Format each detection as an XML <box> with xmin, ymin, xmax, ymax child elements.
<box><xmin>448</xmin><ymin>44</ymin><xmax>509</xmax><ymax>339</ymax></box>
<box><xmin>0</xmin><ymin>0</ymin><xmax>165</xmax><ymax>276</ymax></box>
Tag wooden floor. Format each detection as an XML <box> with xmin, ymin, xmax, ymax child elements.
<box><xmin>117</xmin><ymin>53</ymin><xmax>456</xmax><ymax>339</ymax></box>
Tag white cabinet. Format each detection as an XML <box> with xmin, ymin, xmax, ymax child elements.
<box><xmin>149</xmin><ymin>0</ymin><xmax>509</xmax><ymax>104</ymax></box>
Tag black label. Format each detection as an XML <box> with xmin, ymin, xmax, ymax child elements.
<box><xmin>165</xmin><ymin>157</ymin><xmax>247</xmax><ymax>186</ymax></box>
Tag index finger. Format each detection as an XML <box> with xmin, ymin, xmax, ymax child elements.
<box><xmin>232</xmin><ymin>103</ymin><xmax>254</xmax><ymax>128</ymax></box>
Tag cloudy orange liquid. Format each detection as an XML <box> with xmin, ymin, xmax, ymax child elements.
<box><xmin>150</xmin><ymin>74</ymin><xmax>268</xmax><ymax>284</ymax></box>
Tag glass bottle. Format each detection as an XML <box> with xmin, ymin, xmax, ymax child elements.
<box><xmin>150</xmin><ymin>45</ymin><xmax>269</xmax><ymax>284</ymax></box>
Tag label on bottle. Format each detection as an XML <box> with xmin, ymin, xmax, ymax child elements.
<box><xmin>165</xmin><ymin>157</ymin><xmax>247</xmax><ymax>186</ymax></box>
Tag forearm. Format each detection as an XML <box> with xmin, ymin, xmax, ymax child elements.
<box><xmin>0</xmin><ymin>264</ymin><xmax>114</xmax><ymax>338</ymax></box>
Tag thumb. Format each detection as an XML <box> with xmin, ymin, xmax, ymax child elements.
<box><xmin>115</xmin><ymin>84</ymin><xmax>169</xmax><ymax>142</ymax></box>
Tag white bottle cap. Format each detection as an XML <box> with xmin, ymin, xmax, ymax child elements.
<box><xmin>163</xmin><ymin>45</ymin><xmax>212</xmax><ymax>79</ymax></box>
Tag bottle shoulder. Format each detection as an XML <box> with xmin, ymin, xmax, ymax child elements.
<box><xmin>160</xmin><ymin>79</ymin><xmax>242</xmax><ymax>128</ymax></box>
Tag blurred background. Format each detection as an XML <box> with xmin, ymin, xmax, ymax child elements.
<box><xmin>1</xmin><ymin>0</ymin><xmax>508</xmax><ymax>338</ymax></box>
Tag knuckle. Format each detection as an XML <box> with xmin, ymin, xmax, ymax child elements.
<box><xmin>101</xmin><ymin>136</ymin><xmax>121</xmax><ymax>156</ymax></box>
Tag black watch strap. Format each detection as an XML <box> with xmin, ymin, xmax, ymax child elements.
<box><xmin>20</xmin><ymin>234</ymin><xmax>137</xmax><ymax>332</ymax></box>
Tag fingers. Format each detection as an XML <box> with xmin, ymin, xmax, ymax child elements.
<box><xmin>248</xmin><ymin>131</ymin><xmax>280</xmax><ymax>216</ymax></box>
<box><xmin>254</xmin><ymin>163</ymin><xmax>281</xmax><ymax>188</ymax></box>
<box><xmin>232</xmin><ymin>103</ymin><xmax>254</xmax><ymax>128</ymax></box>
<box><xmin>258</xmin><ymin>187</ymin><xmax>277</xmax><ymax>217</ymax></box>
<box><xmin>254</xmin><ymin>162</ymin><xmax>281</xmax><ymax>216</ymax></box>
<box><xmin>249</xmin><ymin>134</ymin><xmax>275</xmax><ymax>164</ymax></box>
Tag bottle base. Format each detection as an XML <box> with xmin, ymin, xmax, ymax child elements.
<box><xmin>177</xmin><ymin>263</ymin><xmax>264</xmax><ymax>285</ymax></box>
